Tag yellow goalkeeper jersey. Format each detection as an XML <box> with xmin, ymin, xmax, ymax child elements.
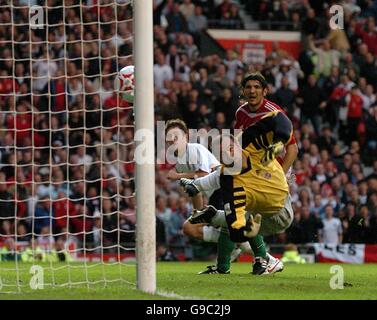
<box><xmin>221</xmin><ymin>111</ymin><xmax>293</xmax><ymax>229</ymax></box>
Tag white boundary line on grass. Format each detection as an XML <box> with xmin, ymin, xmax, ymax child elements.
<box><xmin>155</xmin><ymin>289</ymin><xmax>201</xmax><ymax>300</ymax></box>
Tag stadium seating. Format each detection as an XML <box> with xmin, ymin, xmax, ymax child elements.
<box><xmin>0</xmin><ymin>0</ymin><xmax>376</xmax><ymax>262</ymax></box>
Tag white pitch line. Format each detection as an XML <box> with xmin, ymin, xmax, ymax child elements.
<box><xmin>155</xmin><ymin>289</ymin><xmax>201</xmax><ymax>300</ymax></box>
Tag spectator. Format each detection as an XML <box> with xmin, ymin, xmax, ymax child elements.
<box><xmin>184</xmin><ymin>34</ymin><xmax>199</xmax><ymax>61</ymax></box>
<box><xmin>345</xmin><ymin>86</ymin><xmax>364</xmax><ymax>144</ymax></box>
<box><xmin>355</xmin><ymin>17</ymin><xmax>377</xmax><ymax>55</ymax></box>
<box><xmin>209</xmin><ymin>63</ymin><xmax>232</xmax><ymax>91</ymax></box>
<box><xmin>166</xmin><ymin>44</ymin><xmax>181</xmax><ymax>74</ymax></box>
<box><xmin>327</xmin><ymin>27</ymin><xmax>350</xmax><ymax>52</ymax></box>
<box><xmin>156</xmin><ymin>214</ymin><xmax>169</xmax><ymax>260</ymax></box>
<box><xmin>179</xmin><ymin>0</ymin><xmax>195</xmax><ymax>20</ymax></box>
<box><xmin>311</xmin><ymin>194</ymin><xmax>326</xmax><ymax>218</ymax></box>
<box><xmin>367</xmin><ymin>200</ymin><xmax>377</xmax><ymax>243</ymax></box>
<box><xmin>298</xmin><ymin>187</ymin><xmax>313</xmax><ymax>208</ymax></box>
<box><xmin>187</xmin><ymin>5</ymin><xmax>208</xmax><ymax>35</ymax></box>
<box><xmin>365</xmin><ymin>106</ymin><xmax>377</xmax><ymax>161</ymax></box>
<box><xmin>343</xmin><ymin>202</ymin><xmax>365</xmax><ymax>242</ymax></box>
<box><xmin>274</xmin><ymin>59</ymin><xmax>303</xmax><ymax>92</ymax></box>
<box><xmin>53</xmin><ymin>191</ymin><xmax>77</xmax><ymax>234</ymax></box>
<box><xmin>272</xmin><ymin>0</ymin><xmax>291</xmax><ymax>30</ymax></box>
<box><xmin>213</xmin><ymin>88</ymin><xmax>237</xmax><ymax>126</ymax></box>
<box><xmin>223</xmin><ymin>49</ymin><xmax>243</xmax><ymax>82</ymax></box>
<box><xmin>156</xmin><ymin>195</ymin><xmax>172</xmax><ymax>229</ymax></box>
<box><xmin>32</xmin><ymin>50</ymin><xmax>58</xmax><ymax>94</ymax></box>
<box><xmin>361</xmin><ymin>84</ymin><xmax>376</xmax><ymax>111</ymax></box>
<box><xmin>297</xmin><ymin>74</ymin><xmax>326</xmax><ymax>135</ymax></box>
<box><xmin>101</xmin><ymin>197</ymin><xmax>117</xmax><ymax>246</ymax></box>
<box><xmin>301</xmin><ymin>8</ymin><xmax>320</xmax><ymax>38</ymax></box>
<box><xmin>166</xmin><ymin>3</ymin><xmax>188</xmax><ymax>34</ymax></box>
<box><xmin>213</xmin><ymin>112</ymin><xmax>227</xmax><ymax>130</ymax></box>
<box><xmin>220</xmin><ymin>3</ymin><xmax>244</xmax><ymax>29</ymax></box>
<box><xmin>16</xmin><ymin>223</ymin><xmax>30</xmax><ymax>242</ymax></box>
<box><xmin>37</xmin><ymin>226</ymin><xmax>55</xmax><ymax>247</ymax></box>
<box><xmin>0</xmin><ymin>172</ymin><xmax>15</xmax><ymax>221</ymax></box>
<box><xmin>308</xmin><ymin>38</ymin><xmax>341</xmax><ymax>81</ymax></box>
<box><xmin>323</xmin><ymin>66</ymin><xmax>341</xmax><ymax>113</ymax></box>
<box><xmin>293</xmin><ymin>206</ymin><xmax>323</xmax><ymax>243</ymax></box>
<box><xmin>320</xmin><ymin>204</ymin><xmax>343</xmax><ymax>244</ymax></box>
<box><xmin>197</xmin><ymin>104</ymin><xmax>213</xmax><ymax>128</ymax></box>
<box><xmin>312</xmin><ymin>163</ymin><xmax>327</xmax><ymax>185</ymax></box>
<box><xmin>34</xmin><ymin>196</ymin><xmax>53</xmax><ymax>235</ymax></box>
<box><xmin>360</xmin><ymin>52</ymin><xmax>377</xmax><ymax>86</ymax></box>
<box><xmin>273</xmin><ymin>76</ymin><xmax>296</xmax><ymax>116</ymax></box>
<box><xmin>153</xmin><ymin>52</ymin><xmax>173</xmax><ymax>93</ymax></box>
<box><xmin>193</xmin><ymin>67</ymin><xmax>218</xmax><ymax>106</ymax></box>
<box><xmin>166</xmin><ymin>194</ymin><xmax>185</xmax><ymax>249</ymax></box>
<box><xmin>177</xmin><ymin>53</ymin><xmax>191</xmax><ymax>82</ymax></box>
<box><xmin>217</xmin><ymin>0</ymin><xmax>233</xmax><ymax>19</ymax></box>
<box><xmin>120</xmin><ymin>197</ymin><xmax>136</xmax><ymax>244</ymax></box>
<box><xmin>316</xmin><ymin>126</ymin><xmax>337</xmax><ymax>152</ymax></box>
<box><xmin>76</xmin><ymin>146</ymin><xmax>93</xmax><ymax>171</ymax></box>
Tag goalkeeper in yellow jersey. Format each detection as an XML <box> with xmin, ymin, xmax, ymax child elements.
<box><xmin>180</xmin><ymin>110</ymin><xmax>294</xmax><ymax>274</ymax></box>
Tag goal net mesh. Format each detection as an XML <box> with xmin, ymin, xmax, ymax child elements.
<box><xmin>0</xmin><ymin>0</ymin><xmax>136</xmax><ymax>293</ymax></box>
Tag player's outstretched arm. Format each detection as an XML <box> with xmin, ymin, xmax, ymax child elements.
<box><xmin>281</xmin><ymin>143</ymin><xmax>298</xmax><ymax>174</ymax></box>
<box><xmin>167</xmin><ymin>169</ymin><xmax>210</xmax><ymax>181</ymax></box>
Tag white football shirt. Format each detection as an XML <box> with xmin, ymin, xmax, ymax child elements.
<box><xmin>322</xmin><ymin>217</ymin><xmax>343</xmax><ymax>244</ymax></box>
<box><xmin>175</xmin><ymin>143</ymin><xmax>220</xmax><ymax>198</ymax></box>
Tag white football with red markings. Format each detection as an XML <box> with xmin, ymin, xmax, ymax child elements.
<box><xmin>118</xmin><ymin>65</ymin><xmax>134</xmax><ymax>103</ymax></box>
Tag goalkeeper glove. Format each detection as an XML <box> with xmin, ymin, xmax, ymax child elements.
<box><xmin>243</xmin><ymin>214</ymin><xmax>262</xmax><ymax>238</ymax></box>
<box><xmin>261</xmin><ymin>141</ymin><xmax>285</xmax><ymax>165</ymax></box>
<box><xmin>179</xmin><ymin>178</ymin><xmax>200</xmax><ymax>197</ymax></box>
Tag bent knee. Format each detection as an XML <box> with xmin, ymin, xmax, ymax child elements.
<box><xmin>183</xmin><ymin>221</ymin><xmax>203</xmax><ymax>239</ymax></box>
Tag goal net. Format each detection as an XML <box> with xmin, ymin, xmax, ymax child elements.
<box><xmin>0</xmin><ymin>0</ymin><xmax>138</xmax><ymax>294</ymax></box>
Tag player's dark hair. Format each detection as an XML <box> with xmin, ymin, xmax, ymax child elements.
<box><xmin>241</xmin><ymin>72</ymin><xmax>268</xmax><ymax>89</ymax></box>
<box><xmin>165</xmin><ymin>119</ymin><xmax>188</xmax><ymax>135</ymax></box>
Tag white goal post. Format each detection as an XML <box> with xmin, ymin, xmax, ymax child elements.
<box><xmin>134</xmin><ymin>0</ymin><xmax>156</xmax><ymax>294</ymax></box>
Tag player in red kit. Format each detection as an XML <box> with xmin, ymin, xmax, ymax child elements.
<box><xmin>235</xmin><ymin>73</ymin><xmax>298</xmax><ymax>175</ymax></box>
<box><xmin>230</xmin><ymin>73</ymin><xmax>298</xmax><ymax>272</ymax></box>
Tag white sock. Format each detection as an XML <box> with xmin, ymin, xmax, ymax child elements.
<box><xmin>202</xmin><ymin>226</ymin><xmax>221</xmax><ymax>242</ymax></box>
<box><xmin>195</xmin><ymin>167</ymin><xmax>221</xmax><ymax>191</ymax></box>
<box><xmin>239</xmin><ymin>242</ymin><xmax>252</xmax><ymax>254</ymax></box>
<box><xmin>267</xmin><ymin>252</ymin><xmax>276</xmax><ymax>262</ymax></box>
<box><xmin>210</xmin><ymin>210</ymin><xmax>227</xmax><ymax>228</ymax></box>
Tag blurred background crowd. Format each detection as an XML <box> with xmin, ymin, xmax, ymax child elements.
<box><xmin>0</xmin><ymin>0</ymin><xmax>377</xmax><ymax>261</ymax></box>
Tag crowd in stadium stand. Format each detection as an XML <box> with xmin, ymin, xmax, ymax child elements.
<box><xmin>1</xmin><ymin>0</ymin><xmax>377</xmax><ymax>261</ymax></box>
<box><xmin>152</xmin><ymin>0</ymin><xmax>377</xmax><ymax>256</ymax></box>
<box><xmin>0</xmin><ymin>0</ymin><xmax>135</xmax><ymax>260</ymax></box>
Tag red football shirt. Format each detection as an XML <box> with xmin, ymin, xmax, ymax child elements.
<box><xmin>234</xmin><ymin>98</ymin><xmax>296</xmax><ymax>146</ymax></box>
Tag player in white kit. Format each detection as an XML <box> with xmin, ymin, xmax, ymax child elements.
<box><xmin>165</xmin><ymin>119</ymin><xmax>225</xmax><ymax>243</ymax></box>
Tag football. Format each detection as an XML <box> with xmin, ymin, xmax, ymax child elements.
<box><xmin>118</xmin><ymin>65</ymin><xmax>134</xmax><ymax>103</ymax></box>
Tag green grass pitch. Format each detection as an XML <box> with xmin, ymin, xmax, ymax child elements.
<box><xmin>0</xmin><ymin>262</ymin><xmax>376</xmax><ymax>300</ymax></box>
